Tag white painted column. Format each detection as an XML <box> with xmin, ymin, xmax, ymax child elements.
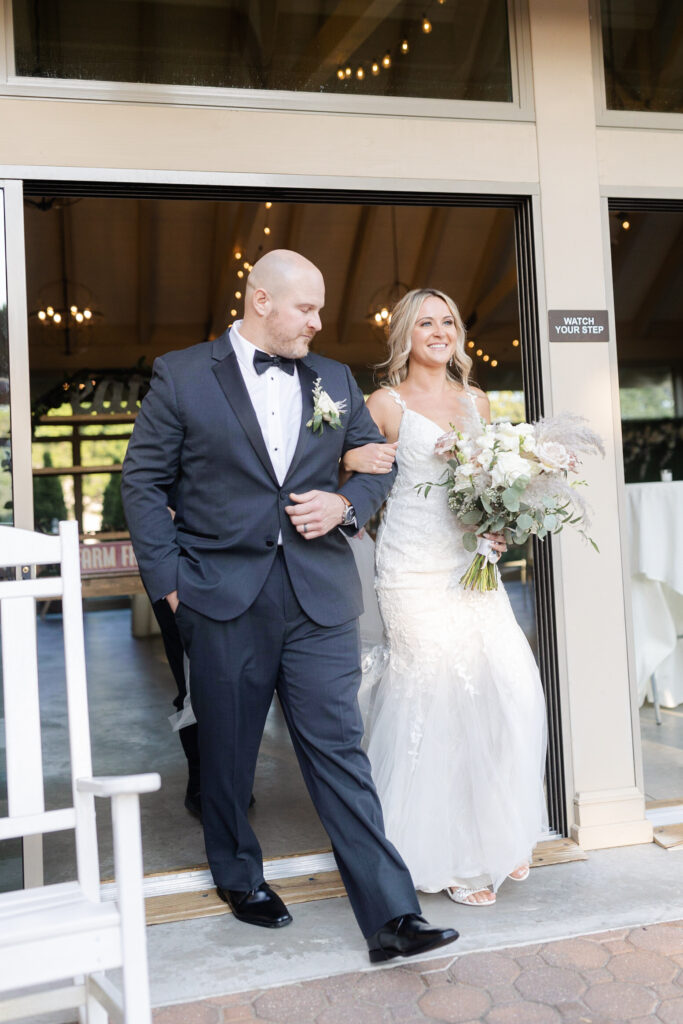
<box><xmin>528</xmin><ymin>0</ymin><xmax>651</xmax><ymax>848</ymax></box>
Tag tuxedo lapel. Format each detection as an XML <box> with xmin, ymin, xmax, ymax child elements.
<box><xmin>211</xmin><ymin>336</ymin><xmax>279</xmax><ymax>486</ymax></box>
<box><xmin>284</xmin><ymin>358</ymin><xmax>317</xmax><ymax>484</ymax></box>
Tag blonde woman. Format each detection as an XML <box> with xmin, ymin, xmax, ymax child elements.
<box><xmin>343</xmin><ymin>289</ymin><xmax>547</xmax><ymax>906</ymax></box>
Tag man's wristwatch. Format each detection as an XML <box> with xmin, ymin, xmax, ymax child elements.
<box><xmin>338</xmin><ymin>493</ymin><xmax>357</xmax><ymax>527</ymax></box>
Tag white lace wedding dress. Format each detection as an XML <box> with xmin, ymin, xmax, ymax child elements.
<box><xmin>357</xmin><ymin>388</ymin><xmax>548</xmax><ymax>894</ymax></box>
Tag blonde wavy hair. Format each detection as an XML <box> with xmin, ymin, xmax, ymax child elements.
<box><xmin>375</xmin><ymin>288</ymin><xmax>472</xmax><ymax>388</ymax></box>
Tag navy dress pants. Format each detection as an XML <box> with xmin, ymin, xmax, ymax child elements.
<box><xmin>174</xmin><ymin>549</ymin><xmax>420</xmax><ymax>938</ymax></box>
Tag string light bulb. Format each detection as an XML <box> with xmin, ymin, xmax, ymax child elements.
<box><xmin>237</xmin><ymin>270</ymin><xmax>244</xmax><ymax>278</ymax></box>
<box><xmin>467</xmin><ymin>340</ymin><xmax>475</xmax><ymax>349</ymax></box>
<box><xmin>382</xmin><ymin>51</ymin><xmax>391</xmax><ymax>68</ymax></box>
<box><xmin>356</xmin><ymin>66</ymin><xmax>364</xmax><ymax>79</ymax></box>
<box><xmin>235</xmin><ymin>291</ymin><xmax>242</xmax><ymax>299</ymax></box>
<box><xmin>401</xmin><ymin>39</ymin><xmax>409</xmax><ymax>53</ymax></box>
<box><xmin>422</xmin><ymin>16</ymin><xmax>432</xmax><ymax>33</ymax></box>
<box><xmin>38</xmin><ymin>310</ymin><xmax>46</xmax><ymax>320</ymax></box>
<box><xmin>264</xmin><ymin>226</ymin><xmax>271</xmax><ymax>235</ymax></box>
<box><xmin>230</xmin><ymin>308</ymin><xmax>237</xmax><ymax>316</ymax></box>
<box><xmin>345</xmin><ymin>66</ymin><xmax>352</xmax><ymax>77</ymax></box>
<box><xmin>234</xmin><ymin>251</ymin><xmax>242</xmax><ymax>261</ymax></box>
<box><xmin>83</xmin><ymin>309</ymin><xmax>92</xmax><ymax>319</ymax></box>
<box><xmin>371</xmin><ymin>60</ymin><xmax>380</xmax><ymax>75</ymax></box>
<box><xmin>476</xmin><ymin>348</ymin><xmax>483</xmax><ymax>357</ymax></box>
<box><xmin>512</xmin><ymin>338</ymin><xmax>520</xmax><ymax>347</ymax></box>
<box><xmin>53</xmin><ymin>312</ymin><xmax>62</xmax><ymax>324</ymax></box>
<box><xmin>621</xmin><ymin>218</ymin><xmax>630</xmax><ymax>230</ymax></box>
<box><xmin>337</xmin><ymin>67</ymin><xmax>345</xmax><ymax>80</ymax></box>
<box><xmin>483</xmin><ymin>354</ymin><xmax>490</xmax><ymax>362</ymax></box>
<box><xmin>46</xmin><ymin>305</ymin><xmax>54</xmax><ymax>316</ymax></box>
<box><xmin>491</xmin><ymin>359</ymin><xmax>498</xmax><ymax>367</ymax></box>
<box><xmin>265</xmin><ymin>201</ymin><xmax>273</xmax><ymax>209</ymax></box>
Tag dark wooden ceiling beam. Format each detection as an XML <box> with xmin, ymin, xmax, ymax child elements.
<box><xmin>136</xmin><ymin>199</ymin><xmax>156</xmax><ymax>348</ymax></box>
<box><xmin>337</xmin><ymin>206</ymin><xmax>378</xmax><ymax>346</ymax></box>
<box><xmin>461</xmin><ymin>209</ymin><xmax>511</xmax><ymax>327</ymax></box>
<box><xmin>410</xmin><ymin>208</ymin><xmax>448</xmax><ymax>289</ymax></box>
<box><xmin>297</xmin><ymin>0</ymin><xmax>403</xmax><ymax>91</ymax></box>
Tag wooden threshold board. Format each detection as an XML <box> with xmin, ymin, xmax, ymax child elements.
<box><xmin>653</xmin><ymin>823</ymin><xmax>683</xmax><ymax>851</ymax></box>
<box><xmin>145</xmin><ymin>870</ymin><xmax>346</xmax><ymax>926</ymax></box>
<box><xmin>144</xmin><ymin>839</ymin><xmax>586</xmax><ymax>926</ymax></box>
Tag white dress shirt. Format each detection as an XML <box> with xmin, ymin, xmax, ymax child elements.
<box><xmin>229</xmin><ymin>320</ymin><xmax>302</xmax><ymax>486</ymax></box>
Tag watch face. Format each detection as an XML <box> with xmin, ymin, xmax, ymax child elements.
<box><xmin>343</xmin><ymin>505</ymin><xmax>356</xmax><ymax>526</ymax></box>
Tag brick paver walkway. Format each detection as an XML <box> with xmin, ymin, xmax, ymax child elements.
<box><xmin>151</xmin><ymin>920</ymin><xmax>683</xmax><ymax>1024</ymax></box>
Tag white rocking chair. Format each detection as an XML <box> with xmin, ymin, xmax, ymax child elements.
<box><xmin>0</xmin><ymin>521</ymin><xmax>160</xmax><ymax>1023</ymax></box>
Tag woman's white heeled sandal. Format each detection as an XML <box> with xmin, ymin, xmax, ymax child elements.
<box><xmin>446</xmin><ymin>886</ymin><xmax>496</xmax><ymax>906</ymax></box>
<box><xmin>507</xmin><ymin>864</ymin><xmax>530</xmax><ymax>882</ymax></box>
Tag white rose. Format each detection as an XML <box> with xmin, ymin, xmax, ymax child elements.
<box><xmin>536</xmin><ymin>440</ymin><xmax>570</xmax><ymax>472</ymax></box>
<box><xmin>490</xmin><ymin>451</ymin><xmax>530</xmax><ymax>489</ymax></box>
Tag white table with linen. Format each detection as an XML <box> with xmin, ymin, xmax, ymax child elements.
<box><xmin>626</xmin><ymin>481</ymin><xmax>683</xmax><ymax>707</ymax></box>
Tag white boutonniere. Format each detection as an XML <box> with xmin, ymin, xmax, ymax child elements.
<box><xmin>306</xmin><ymin>378</ymin><xmax>347</xmax><ymax>435</ymax></box>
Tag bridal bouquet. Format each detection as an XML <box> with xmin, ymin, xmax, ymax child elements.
<box><xmin>419</xmin><ymin>414</ymin><xmax>604</xmax><ymax>592</ymax></box>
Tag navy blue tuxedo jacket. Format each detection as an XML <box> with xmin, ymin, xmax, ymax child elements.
<box><xmin>121</xmin><ymin>330</ymin><xmax>397</xmax><ymax>627</ymax></box>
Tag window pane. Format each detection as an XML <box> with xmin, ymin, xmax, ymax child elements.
<box><xmin>619</xmin><ymin>367</ymin><xmax>675</xmax><ymax>421</ymax></box>
<box><xmin>601</xmin><ymin>0</ymin><xmax>683</xmax><ymax>113</ymax></box>
<box><xmin>12</xmin><ymin>0</ymin><xmax>513</xmax><ymax>102</ymax></box>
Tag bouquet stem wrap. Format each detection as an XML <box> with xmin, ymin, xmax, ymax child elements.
<box><xmin>459</xmin><ymin>536</ymin><xmax>501</xmax><ymax>593</ymax></box>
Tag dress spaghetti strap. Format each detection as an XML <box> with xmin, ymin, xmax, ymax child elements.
<box><xmin>385</xmin><ymin>387</ymin><xmax>407</xmax><ymax>412</ymax></box>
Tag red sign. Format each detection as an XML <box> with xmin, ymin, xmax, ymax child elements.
<box><xmin>80</xmin><ymin>540</ymin><xmax>139</xmax><ymax>576</ymax></box>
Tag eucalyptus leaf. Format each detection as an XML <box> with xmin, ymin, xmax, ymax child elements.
<box><xmin>543</xmin><ymin>514</ymin><xmax>557</xmax><ymax>531</ymax></box>
<box><xmin>517</xmin><ymin>512</ymin><xmax>534</xmax><ymax>531</ymax></box>
<box><xmin>502</xmin><ymin>488</ymin><xmax>520</xmax><ymax>512</ymax></box>
<box><xmin>462</xmin><ymin>531</ymin><xmax>478</xmax><ymax>552</ymax></box>
<box><xmin>461</xmin><ymin>509</ymin><xmax>483</xmax><ymax>525</ymax></box>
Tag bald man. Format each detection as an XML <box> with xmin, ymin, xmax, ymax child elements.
<box><xmin>122</xmin><ymin>250</ymin><xmax>458</xmax><ymax>962</ymax></box>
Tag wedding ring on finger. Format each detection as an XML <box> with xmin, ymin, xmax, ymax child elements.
<box><xmin>303</xmin><ymin>523</ymin><xmax>308</xmax><ymax>533</ymax></box>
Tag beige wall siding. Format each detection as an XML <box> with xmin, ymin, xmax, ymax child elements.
<box><xmin>0</xmin><ymin>98</ymin><xmax>539</xmax><ymax>185</ymax></box>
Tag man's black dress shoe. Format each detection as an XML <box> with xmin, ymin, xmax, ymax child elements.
<box><xmin>217</xmin><ymin>882</ymin><xmax>293</xmax><ymax>929</ymax></box>
<box><xmin>367</xmin><ymin>913</ymin><xmax>459</xmax><ymax>963</ymax></box>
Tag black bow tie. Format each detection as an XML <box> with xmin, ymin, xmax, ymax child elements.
<box><xmin>253</xmin><ymin>351</ymin><xmax>297</xmax><ymax>376</ymax></box>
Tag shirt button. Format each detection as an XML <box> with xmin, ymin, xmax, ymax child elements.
<box><xmin>265</xmin><ymin>539</ymin><xmax>275</xmax><ymax>548</ymax></box>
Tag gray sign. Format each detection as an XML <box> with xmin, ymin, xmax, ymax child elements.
<box><xmin>548</xmin><ymin>310</ymin><xmax>609</xmax><ymax>341</ymax></box>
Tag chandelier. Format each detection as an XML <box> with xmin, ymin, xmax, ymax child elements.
<box><xmin>30</xmin><ymin>282</ymin><xmax>103</xmax><ymax>354</ymax></box>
